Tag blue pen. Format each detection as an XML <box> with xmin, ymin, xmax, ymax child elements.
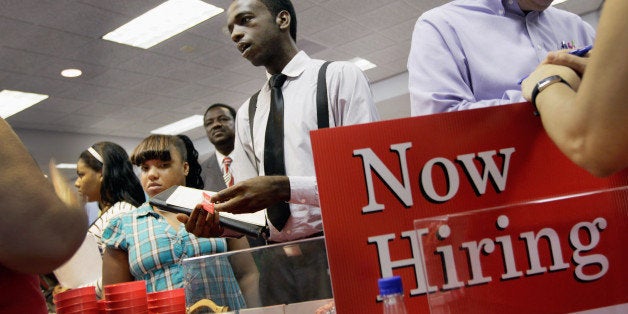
<box><xmin>518</xmin><ymin>45</ymin><xmax>593</xmax><ymax>84</ymax></box>
<box><xmin>569</xmin><ymin>44</ymin><xmax>593</xmax><ymax>57</ymax></box>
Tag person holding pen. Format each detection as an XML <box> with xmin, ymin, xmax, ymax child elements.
<box><xmin>521</xmin><ymin>0</ymin><xmax>628</xmax><ymax>177</ymax></box>
<box><xmin>407</xmin><ymin>0</ymin><xmax>596</xmax><ymax>116</ymax></box>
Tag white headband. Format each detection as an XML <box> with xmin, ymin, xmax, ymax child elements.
<box><xmin>87</xmin><ymin>147</ymin><xmax>104</xmax><ymax>164</ymax></box>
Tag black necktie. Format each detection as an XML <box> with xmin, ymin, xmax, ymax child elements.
<box><xmin>264</xmin><ymin>74</ymin><xmax>291</xmax><ymax>231</ymax></box>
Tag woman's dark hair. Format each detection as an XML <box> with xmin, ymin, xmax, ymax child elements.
<box><xmin>177</xmin><ymin>134</ymin><xmax>204</xmax><ymax>189</ymax></box>
<box><xmin>79</xmin><ymin>142</ymin><xmax>145</xmax><ymax>208</ymax></box>
<box><xmin>131</xmin><ymin>134</ymin><xmax>186</xmax><ymax>166</ymax></box>
<box><xmin>130</xmin><ymin>134</ymin><xmax>203</xmax><ymax>189</ymax></box>
<box><xmin>259</xmin><ymin>0</ymin><xmax>297</xmax><ymax>42</ymax></box>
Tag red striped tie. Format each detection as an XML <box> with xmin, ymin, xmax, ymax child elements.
<box><xmin>222</xmin><ymin>157</ymin><xmax>234</xmax><ymax>187</ymax></box>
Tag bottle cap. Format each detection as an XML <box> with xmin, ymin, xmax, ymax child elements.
<box><xmin>378</xmin><ymin>276</ymin><xmax>403</xmax><ymax>296</ymax></box>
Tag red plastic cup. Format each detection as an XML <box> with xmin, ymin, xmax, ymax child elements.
<box><xmin>104</xmin><ymin>280</ymin><xmax>146</xmax><ymax>296</ymax></box>
<box><xmin>147</xmin><ymin>298</ymin><xmax>185</xmax><ymax>308</ymax></box>
<box><xmin>106</xmin><ymin>289</ymin><xmax>148</xmax><ymax>302</ymax></box>
<box><xmin>55</xmin><ymin>296</ymin><xmax>97</xmax><ymax>308</ymax></box>
<box><xmin>146</xmin><ymin>288</ymin><xmax>185</xmax><ymax>312</ymax></box>
<box><xmin>148</xmin><ymin>305</ymin><xmax>187</xmax><ymax>314</ymax></box>
<box><xmin>55</xmin><ymin>301</ymin><xmax>99</xmax><ymax>314</ymax></box>
<box><xmin>146</xmin><ymin>288</ymin><xmax>185</xmax><ymax>301</ymax></box>
<box><xmin>58</xmin><ymin>308</ymin><xmax>99</xmax><ymax>314</ymax></box>
<box><xmin>54</xmin><ymin>286</ymin><xmax>96</xmax><ymax>303</ymax></box>
<box><xmin>98</xmin><ymin>299</ymin><xmax>107</xmax><ymax>314</ymax></box>
<box><xmin>105</xmin><ymin>307</ymin><xmax>149</xmax><ymax>314</ymax></box>
<box><xmin>105</xmin><ymin>298</ymin><xmax>149</xmax><ymax>310</ymax></box>
<box><xmin>54</xmin><ymin>286</ymin><xmax>98</xmax><ymax>313</ymax></box>
<box><xmin>148</xmin><ymin>310</ymin><xmax>187</xmax><ymax>314</ymax></box>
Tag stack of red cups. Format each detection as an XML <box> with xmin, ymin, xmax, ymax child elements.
<box><xmin>98</xmin><ymin>299</ymin><xmax>107</xmax><ymax>313</ymax></box>
<box><xmin>103</xmin><ymin>280</ymin><xmax>148</xmax><ymax>313</ymax></box>
<box><xmin>146</xmin><ymin>288</ymin><xmax>186</xmax><ymax>314</ymax></box>
<box><xmin>54</xmin><ymin>286</ymin><xmax>98</xmax><ymax>314</ymax></box>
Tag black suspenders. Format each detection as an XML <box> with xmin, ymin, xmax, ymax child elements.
<box><xmin>315</xmin><ymin>61</ymin><xmax>331</xmax><ymax>129</ymax></box>
<box><xmin>248</xmin><ymin>61</ymin><xmax>332</xmax><ymax>145</ymax></box>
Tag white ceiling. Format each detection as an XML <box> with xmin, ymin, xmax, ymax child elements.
<box><xmin>0</xmin><ymin>0</ymin><xmax>602</xmax><ymax>170</ymax></box>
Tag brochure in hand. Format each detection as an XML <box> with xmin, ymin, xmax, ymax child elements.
<box><xmin>149</xmin><ymin>185</ymin><xmax>268</xmax><ymax>238</ymax></box>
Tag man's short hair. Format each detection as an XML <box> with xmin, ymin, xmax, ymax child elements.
<box><xmin>259</xmin><ymin>0</ymin><xmax>297</xmax><ymax>42</ymax></box>
<box><xmin>204</xmin><ymin>103</ymin><xmax>237</xmax><ymax>119</ymax></box>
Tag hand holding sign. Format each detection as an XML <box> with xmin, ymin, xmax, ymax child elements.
<box><xmin>177</xmin><ymin>201</ymin><xmax>223</xmax><ymax>238</ymax></box>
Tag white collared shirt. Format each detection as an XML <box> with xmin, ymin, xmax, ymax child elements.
<box><xmin>215</xmin><ymin>150</ymin><xmax>231</xmax><ymax>175</ymax></box>
<box><xmin>232</xmin><ymin>51</ymin><xmax>379</xmax><ymax>242</ymax></box>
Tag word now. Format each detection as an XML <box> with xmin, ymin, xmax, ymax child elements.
<box><xmin>353</xmin><ymin>143</ymin><xmax>515</xmax><ymax>213</ymax></box>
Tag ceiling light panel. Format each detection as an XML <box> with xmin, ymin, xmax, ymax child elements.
<box><xmin>0</xmin><ymin>90</ymin><xmax>49</xmax><ymax>118</ymax></box>
<box><xmin>56</xmin><ymin>163</ymin><xmax>78</xmax><ymax>169</ymax></box>
<box><xmin>150</xmin><ymin>114</ymin><xmax>204</xmax><ymax>135</ymax></box>
<box><xmin>349</xmin><ymin>57</ymin><xmax>377</xmax><ymax>71</ymax></box>
<box><xmin>102</xmin><ymin>0</ymin><xmax>224</xmax><ymax>49</ymax></box>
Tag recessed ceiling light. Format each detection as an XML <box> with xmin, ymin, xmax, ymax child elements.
<box><xmin>61</xmin><ymin>68</ymin><xmax>82</xmax><ymax>78</ymax></box>
<box><xmin>0</xmin><ymin>89</ymin><xmax>49</xmax><ymax>118</ymax></box>
<box><xmin>102</xmin><ymin>0</ymin><xmax>224</xmax><ymax>49</ymax></box>
<box><xmin>56</xmin><ymin>163</ymin><xmax>78</xmax><ymax>169</ymax></box>
<box><xmin>151</xmin><ymin>115</ymin><xmax>204</xmax><ymax>135</ymax></box>
<box><xmin>349</xmin><ymin>57</ymin><xmax>377</xmax><ymax>71</ymax></box>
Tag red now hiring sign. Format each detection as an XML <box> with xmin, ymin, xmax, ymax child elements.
<box><xmin>310</xmin><ymin>102</ymin><xmax>627</xmax><ymax>313</ymax></box>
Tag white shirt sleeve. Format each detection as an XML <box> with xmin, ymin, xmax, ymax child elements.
<box><xmin>288</xmin><ymin>176</ymin><xmax>319</xmax><ymax>206</ymax></box>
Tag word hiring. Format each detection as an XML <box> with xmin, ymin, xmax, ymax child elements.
<box><xmin>353</xmin><ymin>143</ymin><xmax>515</xmax><ymax>213</ymax></box>
<box><xmin>368</xmin><ymin>215</ymin><xmax>608</xmax><ymax>295</ymax></box>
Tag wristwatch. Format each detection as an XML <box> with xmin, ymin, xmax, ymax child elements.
<box><xmin>531</xmin><ymin>75</ymin><xmax>571</xmax><ymax>115</ymax></box>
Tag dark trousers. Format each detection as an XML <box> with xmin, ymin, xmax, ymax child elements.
<box><xmin>258</xmin><ymin>238</ymin><xmax>333</xmax><ymax>306</ymax></box>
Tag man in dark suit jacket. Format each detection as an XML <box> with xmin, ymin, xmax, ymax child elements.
<box><xmin>200</xmin><ymin>104</ymin><xmax>263</xmax><ymax>306</ymax></box>
<box><xmin>201</xmin><ymin>153</ymin><xmax>228</xmax><ymax>191</ymax></box>
<box><xmin>200</xmin><ymin>103</ymin><xmax>237</xmax><ymax>192</ymax></box>
<box><xmin>200</xmin><ymin>103</ymin><xmax>267</xmax><ymax>249</ymax></box>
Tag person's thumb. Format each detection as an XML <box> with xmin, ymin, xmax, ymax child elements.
<box><xmin>176</xmin><ymin>213</ymin><xmax>189</xmax><ymax>223</ymax></box>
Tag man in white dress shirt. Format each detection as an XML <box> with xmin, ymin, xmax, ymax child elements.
<box><xmin>179</xmin><ymin>0</ymin><xmax>379</xmax><ymax>305</ymax></box>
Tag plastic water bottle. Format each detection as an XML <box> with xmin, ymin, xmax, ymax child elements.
<box><xmin>378</xmin><ymin>276</ymin><xmax>408</xmax><ymax>314</ymax></box>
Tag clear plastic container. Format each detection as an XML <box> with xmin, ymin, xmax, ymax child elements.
<box><xmin>378</xmin><ymin>276</ymin><xmax>408</xmax><ymax>314</ymax></box>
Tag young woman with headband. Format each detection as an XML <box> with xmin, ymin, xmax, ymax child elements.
<box><xmin>51</xmin><ymin>142</ymin><xmax>146</xmax><ymax>297</ymax></box>
<box><xmin>75</xmin><ymin>141</ymin><xmax>145</xmax><ymax>251</ymax></box>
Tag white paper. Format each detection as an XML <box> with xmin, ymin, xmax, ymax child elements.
<box><xmin>53</xmin><ymin>233</ymin><xmax>102</xmax><ymax>288</ymax></box>
<box><xmin>167</xmin><ymin>186</ymin><xmax>266</xmax><ymax>227</ymax></box>
<box><xmin>167</xmin><ymin>185</ymin><xmax>205</xmax><ymax>209</ymax></box>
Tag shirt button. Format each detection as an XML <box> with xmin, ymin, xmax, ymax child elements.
<box><xmin>286</xmin><ymin>230</ymin><xmax>292</xmax><ymax>235</ymax></box>
<box><xmin>499</xmin><ymin>9</ymin><xmax>504</xmax><ymax>15</ymax></box>
<box><xmin>300</xmin><ymin>198</ymin><xmax>306</xmax><ymax>204</ymax></box>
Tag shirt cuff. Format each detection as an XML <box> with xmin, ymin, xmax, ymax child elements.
<box><xmin>288</xmin><ymin>176</ymin><xmax>319</xmax><ymax>206</ymax></box>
